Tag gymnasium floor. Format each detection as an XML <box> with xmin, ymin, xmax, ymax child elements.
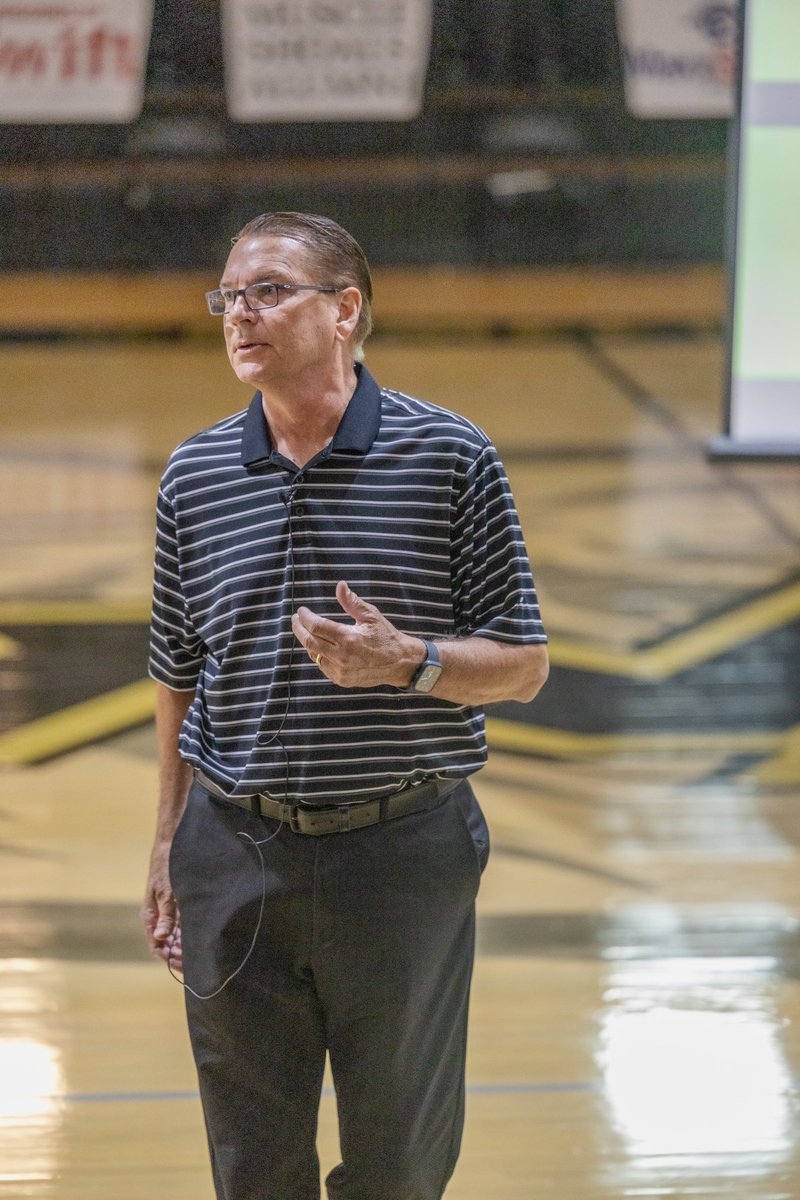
<box><xmin>1</xmin><ymin>327</ymin><xmax>799</xmax><ymax>1198</ymax></box>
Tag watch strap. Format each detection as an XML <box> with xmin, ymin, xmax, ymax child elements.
<box><xmin>408</xmin><ymin>639</ymin><xmax>442</xmax><ymax>692</ymax></box>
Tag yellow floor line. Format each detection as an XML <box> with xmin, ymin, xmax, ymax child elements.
<box><xmin>0</xmin><ymin>679</ymin><xmax>157</xmax><ymax>767</ymax></box>
<box><xmin>546</xmin><ymin>580</ymin><xmax>800</xmax><ymax>679</ymax></box>
<box><xmin>0</xmin><ymin>600</ymin><xmax>150</xmax><ymax>624</ymax></box>
<box><xmin>545</xmin><ymin>638</ymin><xmax>644</xmax><ymax>677</ymax></box>
<box><xmin>638</xmin><ymin>581</ymin><xmax>800</xmax><ymax>678</ymax></box>
<box><xmin>748</xmin><ymin>725</ymin><xmax>800</xmax><ymax>786</ymax></box>
<box><xmin>0</xmin><ymin>633</ymin><xmax>22</xmax><ymax>659</ymax></box>
<box><xmin>485</xmin><ymin>717</ymin><xmax>780</xmax><ymax>758</ymax></box>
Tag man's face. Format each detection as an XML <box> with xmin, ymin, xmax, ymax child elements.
<box><xmin>220</xmin><ymin>235</ymin><xmax>344</xmax><ymax>390</ymax></box>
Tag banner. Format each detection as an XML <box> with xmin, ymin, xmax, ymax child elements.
<box><xmin>222</xmin><ymin>0</ymin><xmax>432</xmax><ymax>122</ymax></box>
<box><xmin>715</xmin><ymin>0</ymin><xmax>800</xmax><ymax>456</ymax></box>
<box><xmin>0</xmin><ymin>1</ymin><xmax>153</xmax><ymax>122</ymax></box>
<box><xmin>616</xmin><ymin>0</ymin><xmax>737</xmax><ymax>117</ymax></box>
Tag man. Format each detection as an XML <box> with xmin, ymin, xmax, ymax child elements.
<box><xmin>141</xmin><ymin>211</ymin><xmax>548</xmax><ymax>1200</ymax></box>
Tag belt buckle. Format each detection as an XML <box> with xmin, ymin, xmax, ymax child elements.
<box><xmin>337</xmin><ymin>806</ymin><xmax>352</xmax><ymax>833</ymax></box>
<box><xmin>284</xmin><ymin>804</ymin><xmax>303</xmax><ymax>833</ymax></box>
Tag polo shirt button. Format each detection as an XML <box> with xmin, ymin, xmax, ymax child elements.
<box><xmin>295</xmin><ymin>504</ymin><xmax>306</xmax><ymax>516</ymax></box>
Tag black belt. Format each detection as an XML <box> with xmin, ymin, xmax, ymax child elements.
<box><xmin>192</xmin><ymin>768</ymin><xmax>459</xmax><ymax>836</ymax></box>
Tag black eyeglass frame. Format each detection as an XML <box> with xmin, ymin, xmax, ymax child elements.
<box><xmin>205</xmin><ymin>281</ymin><xmax>340</xmax><ymax>316</ymax></box>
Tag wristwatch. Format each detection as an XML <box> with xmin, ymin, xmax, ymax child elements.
<box><xmin>408</xmin><ymin>639</ymin><xmax>442</xmax><ymax>693</ymax></box>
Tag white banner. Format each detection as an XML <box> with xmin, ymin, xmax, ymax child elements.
<box><xmin>616</xmin><ymin>0</ymin><xmax>736</xmax><ymax>117</ymax></box>
<box><xmin>0</xmin><ymin>1</ymin><xmax>153</xmax><ymax>122</ymax></box>
<box><xmin>222</xmin><ymin>0</ymin><xmax>433</xmax><ymax>122</ymax></box>
<box><xmin>721</xmin><ymin>0</ymin><xmax>800</xmax><ymax>455</ymax></box>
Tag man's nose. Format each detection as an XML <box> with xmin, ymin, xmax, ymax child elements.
<box><xmin>227</xmin><ymin>291</ymin><xmax>254</xmax><ymax>319</ymax></box>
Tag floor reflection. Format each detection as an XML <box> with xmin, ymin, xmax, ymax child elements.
<box><xmin>598</xmin><ymin>958</ymin><xmax>794</xmax><ymax>1175</ymax></box>
<box><xmin>0</xmin><ymin>995</ymin><xmax>64</xmax><ymax>1189</ymax></box>
<box><xmin>0</xmin><ymin>1035</ymin><xmax>63</xmax><ymax>1122</ymax></box>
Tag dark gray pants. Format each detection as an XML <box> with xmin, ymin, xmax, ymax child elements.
<box><xmin>169</xmin><ymin>779</ymin><xmax>489</xmax><ymax>1200</ymax></box>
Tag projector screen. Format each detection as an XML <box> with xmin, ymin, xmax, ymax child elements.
<box><xmin>714</xmin><ymin>0</ymin><xmax>800</xmax><ymax>457</ymax></box>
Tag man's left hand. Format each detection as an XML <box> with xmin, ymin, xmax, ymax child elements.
<box><xmin>292</xmin><ymin>580</ymin><xmax>423</xmax><ymax>688</ymax></box>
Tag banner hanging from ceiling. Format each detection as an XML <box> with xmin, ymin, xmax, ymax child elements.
<box><xmin>0</xmin><ymin>0</ymin><xmax>153</xmax><ymax>122</ymax></box>
<box><xmin>615</xmin><ymin>0</ymin><xmax>737</xmax><ymax>117</ymax></box>
<box><xmin>222</xmin><ymin>0</ymin><xmax>433</xmax><ymax>122</ymax></box>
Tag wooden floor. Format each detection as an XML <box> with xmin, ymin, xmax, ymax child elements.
<box><xmin>1</xmin><ymin>324</ymin><xmax>800</xmax><ymax>1198</ymax></box>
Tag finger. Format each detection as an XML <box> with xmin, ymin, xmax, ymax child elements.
<box><xmin>140</xmin><ymin>902</ymin><xmax>157</xmax><ymax>938</ymax></box>
<box><xmin>336</xmin><ymin>580</ymin><xmax>378</xmax><ymax>622</ymax></box>
<box><xmin>293</xmin><ymin>607</ymin><xmax>347</xmax><ymax>648</ymax></box>
<box><xmin>141</xmin><ymin>896</ymin><xmax>172</xmax><ymax>945</ymax></box>
<box><xmin>168</xmin><ymin>925</ymin><xmax>183</xmax><ymax>973</ymax></box>
<box><xmin>291</xmin><ymin>607</ymin><xmax>312</xmax><ymax>641</ymax></box>
<box><xmin>152</xmin><ymin>896</ymin><xmax>178</xmax><ymax>945</ymax></box>
<box><xmin>154</xmin><ymin>941</ymin><xmax>181</xmax><ymax>968</ymax></box>
<box><xmin>291</xmin><ymin>611</ymin><xmax>322</xmax><ymax>662</ymax></box>
<box><xmin>167</xmin><ymin>949</ymin><xmax>184</xmax><ymax>973</ymax></box>
<box><xmin>156</xmin><ymin>924</ymin><xmax>183</xmax><ymax>971</ymax></box>
<box><xmin>154</xmin><ymin>943</ymin><xmax>183</xmax><ymax>972</ymax></box>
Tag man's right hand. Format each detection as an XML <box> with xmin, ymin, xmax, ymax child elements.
<box><xmin>141</xmin><ymin>843</ymin><xmax>183</xmax><ymax>973</ymax></box>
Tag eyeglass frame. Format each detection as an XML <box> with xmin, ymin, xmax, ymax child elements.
<box><xmin>205</xmin><ymin>281</ymin><xmax>340</xmax><ymax>316</ymax></box>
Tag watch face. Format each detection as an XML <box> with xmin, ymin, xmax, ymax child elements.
<box><xmin>414</xmin><ymin>663</ymin><xmax>442</xmax><ymax>693</ymax></box>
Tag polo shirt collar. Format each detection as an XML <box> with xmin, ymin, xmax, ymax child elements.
<box><xmin>241</xmin><ymin>362</ymin><xmax>382</xmax><ymax>468</ymax></box>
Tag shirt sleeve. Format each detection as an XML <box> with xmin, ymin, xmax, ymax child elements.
<box><xmin>148</xmin><ymin>484</ymin><xmax>206</xmax><ymax>690</ymax></box>
<box><xmin>450</xmin><ymin>441</ymin><xmax>547</xmax><ymax>644</ymax></box>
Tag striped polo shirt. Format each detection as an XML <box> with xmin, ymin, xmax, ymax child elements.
<box><xmin>149</xmin><ymin>363</ymin><xmax>546</xmax><ymax>804</ymax></box>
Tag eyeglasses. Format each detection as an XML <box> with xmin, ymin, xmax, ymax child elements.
<box><xmin>205</xmin><ymin>281</ymin><xmax>339</xmax><ymax>316</ymax></box>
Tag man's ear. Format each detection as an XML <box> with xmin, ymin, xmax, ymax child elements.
<box><xmin>335</xmin><ymin>287</ymin><xmax>362</xmax><ymax>342</ymax></box>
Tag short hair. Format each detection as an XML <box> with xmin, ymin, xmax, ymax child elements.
<box><xmin>233</xmin><ymin>212</ymin><xmax>373</xmax><ymax>354</ymax></box>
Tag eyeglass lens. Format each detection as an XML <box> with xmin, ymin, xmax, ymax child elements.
<box><xmin>223</xmin><ymin>283</ymin><xmax>278</xmax><ymax>312</ymax></box>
